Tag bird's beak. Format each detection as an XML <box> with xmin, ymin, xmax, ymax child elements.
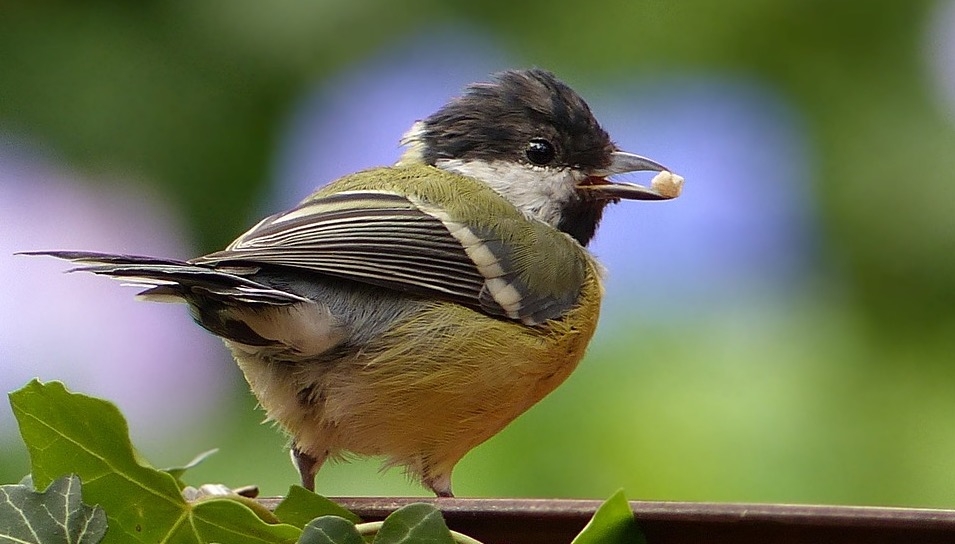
<box><xmin>577</xmin><ymin>151</ymin><xmax>684</xmax><ymax>200</ymax></box>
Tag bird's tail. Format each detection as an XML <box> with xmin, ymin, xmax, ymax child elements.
<box><xmin>21</xmin><ymin>250</ymin><xmax>310</xmax><ymax>306</ymax></box>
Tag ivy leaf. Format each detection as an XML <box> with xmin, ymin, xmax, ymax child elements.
<box><xmin>0</xmin><ymin>474</ymin><xmax>107</xmax><ymax>544</ymax></box>
<box><xmin>163</xmin><ymin>448</ymin><xmax>219</xmax><ymax>486</ymax></box>
<box><xmin>8</xmin><ymin>379</ymin><xmax>300</xmax><ymax>544</ymax></box>
<box><xmin>372</xmin><ymin>503</ymin><xmax>454</xmax><ymax>544</ymax></box>
<box><xmin>274</xmin><ymin>486</ymin><xmax>361</xmax><ymax>528</ymax></box>
<box><xmin>571</xmin><ymin>490</ymin><xmax>646</xmax><ymax>544</ymax></box>
<box><xmin>298</xmin><ymin>516</ymin><xmax>364</xmax><ymax>544</ymax></box>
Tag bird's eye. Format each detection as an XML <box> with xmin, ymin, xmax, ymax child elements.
<box><xmin>525</xmin><ymin>138</ymin><xmax>556</xmax><ymax>165</ymax></box>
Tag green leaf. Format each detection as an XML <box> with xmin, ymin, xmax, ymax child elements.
<box><xmin>187</xmin><ymin>499</ymin><xmax>300</xmax><ymax>542</ymax></box>
<box><xmin>298</xmin><ymin>516</ymin><xmax>364</xmax><ymax>544</ymax></box>
<box><xmin>164</xmin><ymin>448</ymin><xmax>219</xmax><ymax>484</ymax></box>
<box><xmin>372</xmin><ymin>503</ymin><xmax>454</xmax><ymax>544</ymax></box>
<box><xmin>0</xmin><ymin>474</ymin><xmax>107</xmax><ymax>544</ymax></box>
<box><xmin>274</xmin><ymin>486</ymin><xmax>361</xmax><ymax>528</ymax></box>
<box><xmin>8</xmin><ymin>379</ymin><xmax>301</xmax><ymax>544</ymax></box>
<box><xmin>572</xmin><ymin>490</ymin><xmax>646</xmax><ymax>544</ymax></box>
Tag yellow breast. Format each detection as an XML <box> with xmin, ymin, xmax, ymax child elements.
<box><xmin>231</xmin><ymin>257</ymin><xmax>604</xmax><ymax>483</ymax></box>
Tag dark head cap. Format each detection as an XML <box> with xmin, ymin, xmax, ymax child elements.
<box><xmin>402</xmin><ymin>69</ymin><xmax>679</xmax><ymax>246</ymax></box>
<box><xmin>419</xmin><ymin>69</ymin><xmax>615</xmax><ymax>173</ymax></box>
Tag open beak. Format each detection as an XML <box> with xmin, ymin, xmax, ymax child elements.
<box><xmin>577</xmin><ymin>151</ymin><xmax>684</xmax><ymax>200</ymax></box>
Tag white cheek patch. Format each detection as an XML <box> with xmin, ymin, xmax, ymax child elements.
<box><xmin>435</xmin><ymin>158</ymin><xmax>580</xmax><ymax>229</ymax></box>
<box><xmin>396</xmin><ymin>121</ymin><xmax>428</xmax><ymax>166</ymax></box>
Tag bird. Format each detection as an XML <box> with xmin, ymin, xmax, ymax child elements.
<box><xmin>26</xmin><ymin>69</ymin><xmax>682</xmax><ymax>497</ymax></box>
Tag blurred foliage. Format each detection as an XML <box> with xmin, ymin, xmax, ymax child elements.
<box><xmin>3</xmin><ymin>0</ymin><xmax>955</xmax><ymax>507</ymax></box>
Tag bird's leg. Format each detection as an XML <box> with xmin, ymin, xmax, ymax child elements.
<box><xmin>423</xmin><ymin>472</ymin><xmax>454</xmax><ymax>498</ymax></box>
<box><xmin>291</xmin><ymin>446</ymin><xmax>327</xmax><ymax>492</ymax></box>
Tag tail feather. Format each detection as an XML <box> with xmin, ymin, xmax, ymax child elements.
<box><xmin>19</xmin><ymin>250</ymin><xmax>192</xmax><ymax>268</ymax></box>
<box><xmin>22</xmin><ymin>250</ymin><xmax>310</xmax><ymax>306</ymax></box>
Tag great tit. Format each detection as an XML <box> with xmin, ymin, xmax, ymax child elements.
<box><xmin>28</xmin><ymin>69</ymin><xmax>682</xmax><ymax>497</ymax></box>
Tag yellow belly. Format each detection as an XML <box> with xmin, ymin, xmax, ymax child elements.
<box><xmin>231</xmin><ymin>261</ymin><xmax>603</xmax><ymax>483</ymax></box>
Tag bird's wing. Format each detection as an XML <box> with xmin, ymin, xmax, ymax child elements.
<box><xmin>193</xmin><ymin>186</ymin><xmax>586</xmax><ymax>325</ymax></box>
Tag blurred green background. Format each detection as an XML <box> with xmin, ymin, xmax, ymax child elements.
<box><xmin>3</xmin><ymin>0</ymin><xmax>955</xmax><ymax>507</ymax></box>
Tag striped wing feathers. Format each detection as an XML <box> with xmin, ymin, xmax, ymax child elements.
<box><xmin>194</xmin><ymin>188</ymin><xmax>582</xmax><ymax>325</ymax></box>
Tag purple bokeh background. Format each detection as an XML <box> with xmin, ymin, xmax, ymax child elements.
<box><xmin>0</xmin><ymin>139</ymin><xmax>228</xmax><ymax>446</ymax></box>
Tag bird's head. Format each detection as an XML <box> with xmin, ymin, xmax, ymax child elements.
<box><xmin>398</xmin><ymin>68</ymin><xmax>682</xmax><ymax>246</ymax></box>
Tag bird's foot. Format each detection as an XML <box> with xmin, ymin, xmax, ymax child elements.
<box><xmin>291</xmin><ymin>446</ymin><xmax>327</xmax><ymax>492</ymax></box>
